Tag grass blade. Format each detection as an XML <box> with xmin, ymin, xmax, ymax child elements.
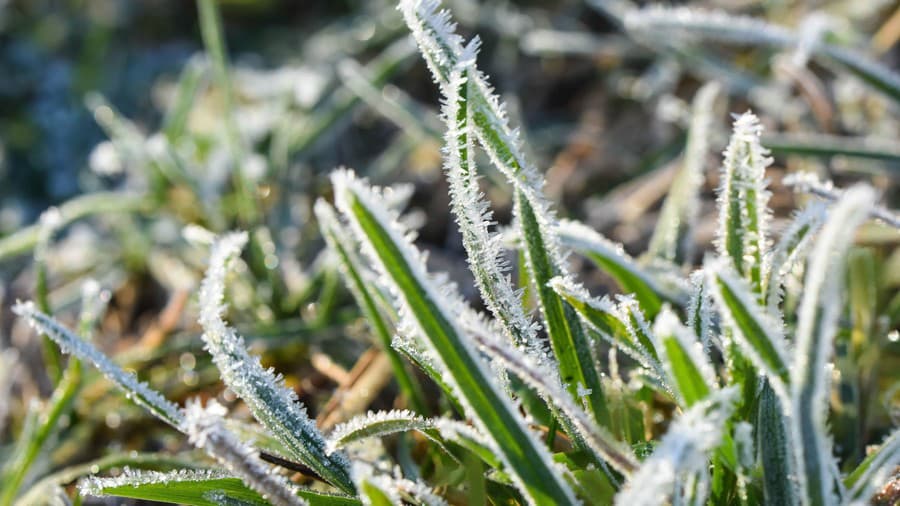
<box><xmin>790</xmin><ymin>185</ymin><xmax>875</xmax><ymax>506</ymax></box>
<box><xmin>557</xmin><ymin>219</ymin><xmax>685</xmax><ymax>314</ymax></box>
<box><xmin>784</xmin><ymin>172</ymin><xmax>900</xmax><ymax>229</ymax></box>
<box><xmin>765</xmin><ymin>202</ymin><xmax>828</xmax><ymax>314</ymax></box>
<box><xmin>653</xmin><ymin>309</ymin><xmax>717</xmax><ymax>407</ymax></box>
<box><xmin>332</xmin><ymin>169</ymin><xmax>577</xmax><ymax>505</ymax></box>
<box><xmin>715</xmin><ymin>112</ymin><xmax>772</xmax><ymax>297</ymax></box>
<box><xmin>316</xmin><ymin>201</ymin><xmax>427</xmax><ymax>413</ymax></box>
<box><xmin>327</xmin><ymin>410</ymin><xmax>431</xmax><ymax>454</ymax></box>
<box><xmin>198</xmin><ymin>233</ymin><xmax>354</xmax><ymax>493</ymax></box>
<box><xmin>756</xmin><ymin>380</ymin><xmax>798</xmax><ymax>506</ymax></box>
<box><xmin>80</xmin><ymin>469</ymin><xmax>269</xmax><ymax>506</ymax></box>
<box><xmin>647</xmin><ymin>81</ymin><xmax>721</xmax><ymax>264</ymax></box>
<box><xmin>845</xmin><ymin>428</ymin><xmax>900</xmax><ymax>503</ymax></box>
<box><xmin>707</xmin><ymin>261</ymin><xmax>790</xmax><ymax>389</ymax></box>
<box><xmin>400</xmin><ymin>0</ymin><xmax>608</xmax><ymax>427</ymax></box>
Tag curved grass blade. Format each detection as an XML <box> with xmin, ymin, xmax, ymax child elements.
<box><xmin>332</xmin><ymin>169</ymin><xmax>577</xmax><ymax>505</ymax></box>
<box><xmin>624</xmin><ymin>6</ymin><xmax>900</xmax><ymax>104</ymax></box>
<box><xmin>12</xmin><ymin>302</ymin><xmax>184</xmax><ymax>428</ymax></box>
<box><xmin>197</xmin><ymin>232</ymin><xmax>354</xmax><ymax>494</ymax></box>
<box><xmin>647</xmin><ymin>81</ymin><xmax>721</xmax><ymax>264</ymax></box>
<box><xmin>653</xmin><ymin>309</ymin><xmax>717</xmax><ymax>408</ymax></box>
<box><xmin>399</xmin><ymin>0</ymin><xmax>608</xmax><ymax>427</ymax></box>
<box><xmin>440</xmin><ymin>52</ymin><xmax>545</xmax><ymax>361</ymax></box>
<box><xmin>327</xmin><ymin>410</ymin><xmax>431</xmax><ymax>454</ymax></box>
<box><xmin>0</xmin><ymin>192</ymin><xmax>149</xmax><ymax>262</ymax></box>
<box><xmin>765</xmin><ymin>202</ymin><xmax>827</xmax><ymax>314</ymax></box>
<box><xmin>79</xmin><ymin>469</ymin><xmax>270</xmax><ymax>506</ymax></box>
<box><xmin>845</xmin><ymin>428</ymin><xmax>900</xmax><ymax>503</ymax></box>
<box><xmin>557</xmin><ymin>219</ymin><xmax>685</xmax><ymax>314</ymax></box>
<box><xmin>615</xmin><ymin>387</ymin><xmax>739</xmax><ymax>506</ymax></box>
<box><xmin>465</xmin><ymin>321</ymin><xmax>639</xmax><ymax>475</ymax></box>
<box><xmin>316</xmin><ymin>201</ymin><xmax>427</xmax><ymax>413</ymax></box>
<box><xmin>790</xmin><ymin>185</ymin><xmax>875</xmax><ymax>506</ymax></box>
<box><xmin>707</xmin><ymin>261</ymin><xmax>790</xmax><ymax>390</ymax></box>
<box><xmin>784</xmin><ymin>172</ymin><xmax>900</xmax><ymax>229</ymax></box>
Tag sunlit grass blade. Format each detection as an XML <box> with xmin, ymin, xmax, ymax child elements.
<box><xmin>12</xmin><ymin>302</ymin><xmax>185</xmax><ymax>428</ymax></box>
<box><xmin>400</xmin><ymin>0</ymin><xmax>607</xmax><ymax>427</ymax></box>
<box><xmin>756</xmin><ymin>380</ymin><xmax>798</xmax><ymax>506</ymax></box>
<box><xmin>790</xmin><ymin>185</ymin><xmax>875</xmax><ymax>506</ymax></box>
<box><xmin>844</xmin><ymin>428</ymin><xmax>900</xmax><ymax>503</ymax></box>
<box><xmin>714</xmin><ymin>112</ymin><xmax>772</xmax><ymax>297</ymax></box>
<box><xmin>182</xmin><ymin>399</ymin><xmax>307</xmax><ymax>506</ymax></box>
<box><xmin>79</xmin><ymin>469</ymin><xmax>270</xmax><ymax>506</ymax></box>
<box><xmin>784</xmin><ymin>172</ymin><xmax>900</xmax><ymax>229</ymax></box>
<box><xmin>315</xmin><ymin>201</ymin><xmax>426</xmax><ymax>413</ymax></box>
<box><xmin>653</xmin><ymin>309</ymin><xmax>717</xmax><ymax>407</ymax></box>
<box><xmin>198</xmin><ymin>233</ymin><xmax>354</xmax><ymax>494</ymax></box>
<box><xmin>624</xmin><ymin>6</ymin><xmax>900</xmax><ymax>104</ymax></box>
<box><xmin>327</xmin><ymin>410</ymin><xmax>431</xmax><ymax>454</ymax></box>
<box><xmin>0</xmin><ymin>192</ymin><xmax>150</xmax><ymax>262</ymax></box>
<box><xmin>647</xmin><ymin>81</ymin><xmax>721</xmax><ymax>264</ymax></box>
<box><xmin>163</xmin><ymin>55</ymin><xmax>208</xmax><ymax>142</ymax></box>
<box><xmin>615</xmin><ymin>387</ymin><xmax>739</xmax><ymax>506</ymax></box>
<box><xmin>466</xmin><ymin>321</ymin><xmax>639</xmax><ymax>475</ymax></box>
<box><xmin>557</xmin><ymin>219</ymin><xmax>685</xmax><ymax>315</ymax></box>
<box><xmin>332</xmin><ymin>169</ymin><xmax>577</xmax><ymax>505</ymax></box>
<box><xmin>441</xmin><ymin>50</ymin><xmax>544</xmax><ymax>360</ymax></box>
<box><xmin>550</xmin><ymin>276</ymin><xmax>667</xmax><ymax>387</ymax></box>
<box><xmin>686</xmin><ymin>271</ymin><xmax>717</xmax><ymax>352</ymax></box>
<box><xmin>707</xmin><ymin>261</ymin><xmax>790</xmax><ymax>389</ymax></box>
<box><xmin>765</xmin><ymin>202</ymin><xmax>827</xmax><ymax>314</ymax></box>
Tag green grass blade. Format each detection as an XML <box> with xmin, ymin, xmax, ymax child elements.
<box><xmin>790</xmin><ymin>185</ymin><xmax>875</xmax><ymax>506</ymax></box>
<box><xmin>845</xmin><ymin>428</ymin><xmax>900</xmax><ymax>502</ymax></box>
<box><xmin>557</xmin><ymin>219</ymin><xmax>685</xmax><ymax>314</ymax></box>
<box><xmin>12</xmin><ymin>302</ymin><xmax>185</xmax><ymax>428</ymax></box>
<box><xmin>316</xmin><ymin>201</ymin><xmax>427</xmax><ymax>413</ymax></box>
<box><xmin>647</xmin><ymin>81</ymin><xmax>721</xmax><ymax>264</ymax></box>
<box><xmin>761</xmin><ymin>132</ymin><xmax>900</xmax><ymax>162</ymax></box>
<box><xmin>198</xmin><ymin>233</ymin><xmax>354</xmax><ymax>494</ymax></box>
<box><xmin>400</xmin><ymin>0</ymin><xmax>608</xmax><ymax>427</ymax></box>
<box><xmin>654</xmin><ymin>310</ymin><xmax>716</xmax><ymax>408</ymax></box>
<box><xmin>163</xmin><ymin>56</ymin><xmax>208</xmax><ymax>142</ymax></box>
<box><xmin>756</xmin><ymin>380</ymin><xmax>798</xmax><ymax>506</ymax></box>
<box><xmin>327</xmin><ymin>410</ymin><xmax>432</xmax><ymax>454</ymax></box>
<box><xmin>707</xmin><ymin>262</ymin><xmax>790</xmax><ymax>389</ymax></box>
<box><xmin>714</xmin><ymin>112</ymin><xmax>772</xmax><ymax>297</ymax></box>
<box><xmin>550</xmin><ymin>276</ymin><xmax>667</xmax><ymax>387</ymax></box>
<box><xmin>333</xmin><ymin>169</ymin><xmax>577</xmax><ymax>505</ymax></box>
<box><xmin>765</xmin><ymin>202</ymin><xmax>827</xmax><ymax>314</ymax></box>
<box><xmin>82</xmin><ymin>468</ymin><xmax>352</xmax><ymax>506</ymax></box>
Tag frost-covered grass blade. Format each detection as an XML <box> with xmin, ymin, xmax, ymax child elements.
<box><xmin>790</xmin><ymin>185</ymin><xmax>875</xmax><ymax>506</ymax></box>
<box><xmin>332</xmin><ymin>169</ymin><xmax>577</xmax><ymax>505</ymax></box>
<box><xmin>79</xmin><ymin>469</ymin><xmax>271</xmax><ymax>506</ymax></box>
<box><xmin>654</xmin><ymin>309</ymin><xmax>717</xmax><ymax>407</ymax></box>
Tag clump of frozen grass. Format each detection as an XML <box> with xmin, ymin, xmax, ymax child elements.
<box><xmin>8</xmin><ymin>1</ymin><xmax>900</xmax><ymax>504</ymax></box>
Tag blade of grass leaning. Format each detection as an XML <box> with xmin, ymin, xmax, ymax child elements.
<box><xmin>0</xmin><ymin>192</ymin><xmax>150</xmax><ymax>262</ymax></box>
<box><xmin>653</xmin><ymin>309</ymin><xmax>717</xmax><ymax>408</ymax></box>
<box><xmin>790</xmin><ymin>185</ymin><xmax>875</xmax><ymax>506</ymax></box>
<box><xmin>756</xmin><ymin>380</ymin><xmax>798</xmax><ymax>506</ymax></box>
<box><xmin>647</xmin><ymin>81</ymin><xmax>721</xmax><ymax>264</ymax></box>
<box><xmin>784</xmin><ymin>172</ymin><xmax>900</xmax><ymax>229</ymax></box>
<box><xmin>557</xmin><ymin>219</ymin><xmax>685</xmax><ymax>314</ymax></box>
<box><xmin>332</xmin><ymin>169</ymin><xmax>578</xmax><ymax>505</ymax></box>
<box><xmin>714</xmin><ymin>112</ymin><xmax>772</xmax><ymax>298</ymax></box>
<box><xmin>440</xmin><ymin>51</ymin><xmax>546</xmax><ymax>361</ymax></box>
<box><xmin>163</xmin><ymin>55</ymin><xmax>208</xmax><ymax>142</ymax></box>
<box><xmin>615</xmin><ymin>387</ymin><xmax>739</xmax><ymax>506</ymax></box>
<box><xmin>761</xmin><ymin>132</ymin><xmax>900</xmax><ymax>162</ymax></box>
<box><xmin>197</xmin><ymin>233</ymin><xmax>354</xmax><ymax>494</ymax></box>
<box><xmin>623</xmin><ymin>6</ymin><xmax>900</xmax><ymax>105</ymax></box>
<box><xmin>399</xmin><ymin>0</ymin><xmax>608</xmax><ymax>427</ymax></box>
<box><xmin>844</xmin><ymin>428</ymin><xmax>900</xmax><ymax>503</ymax></box>
<box><xmin>463</xmin><ymin>319</ymin><xmax>639</xmax><ymax>475</ymax></box>
<box><xmin>315</xmin><ymin>201</ymin><xmax>427</xmax><ymax>413</ymax></box>
<box><xmin>765</xmin><ymin>202</ymin><xmax>827</xmax><ymax>314</ymax></box>
<box><xmin>550</xmin><ymin>276</ymin><xmax>668</xmax><ymax>387</ymax></box>
<box><xmin>707</xmin><ymin>261</ymin><xmax>791</xmax><ymax>391</ymax></box>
